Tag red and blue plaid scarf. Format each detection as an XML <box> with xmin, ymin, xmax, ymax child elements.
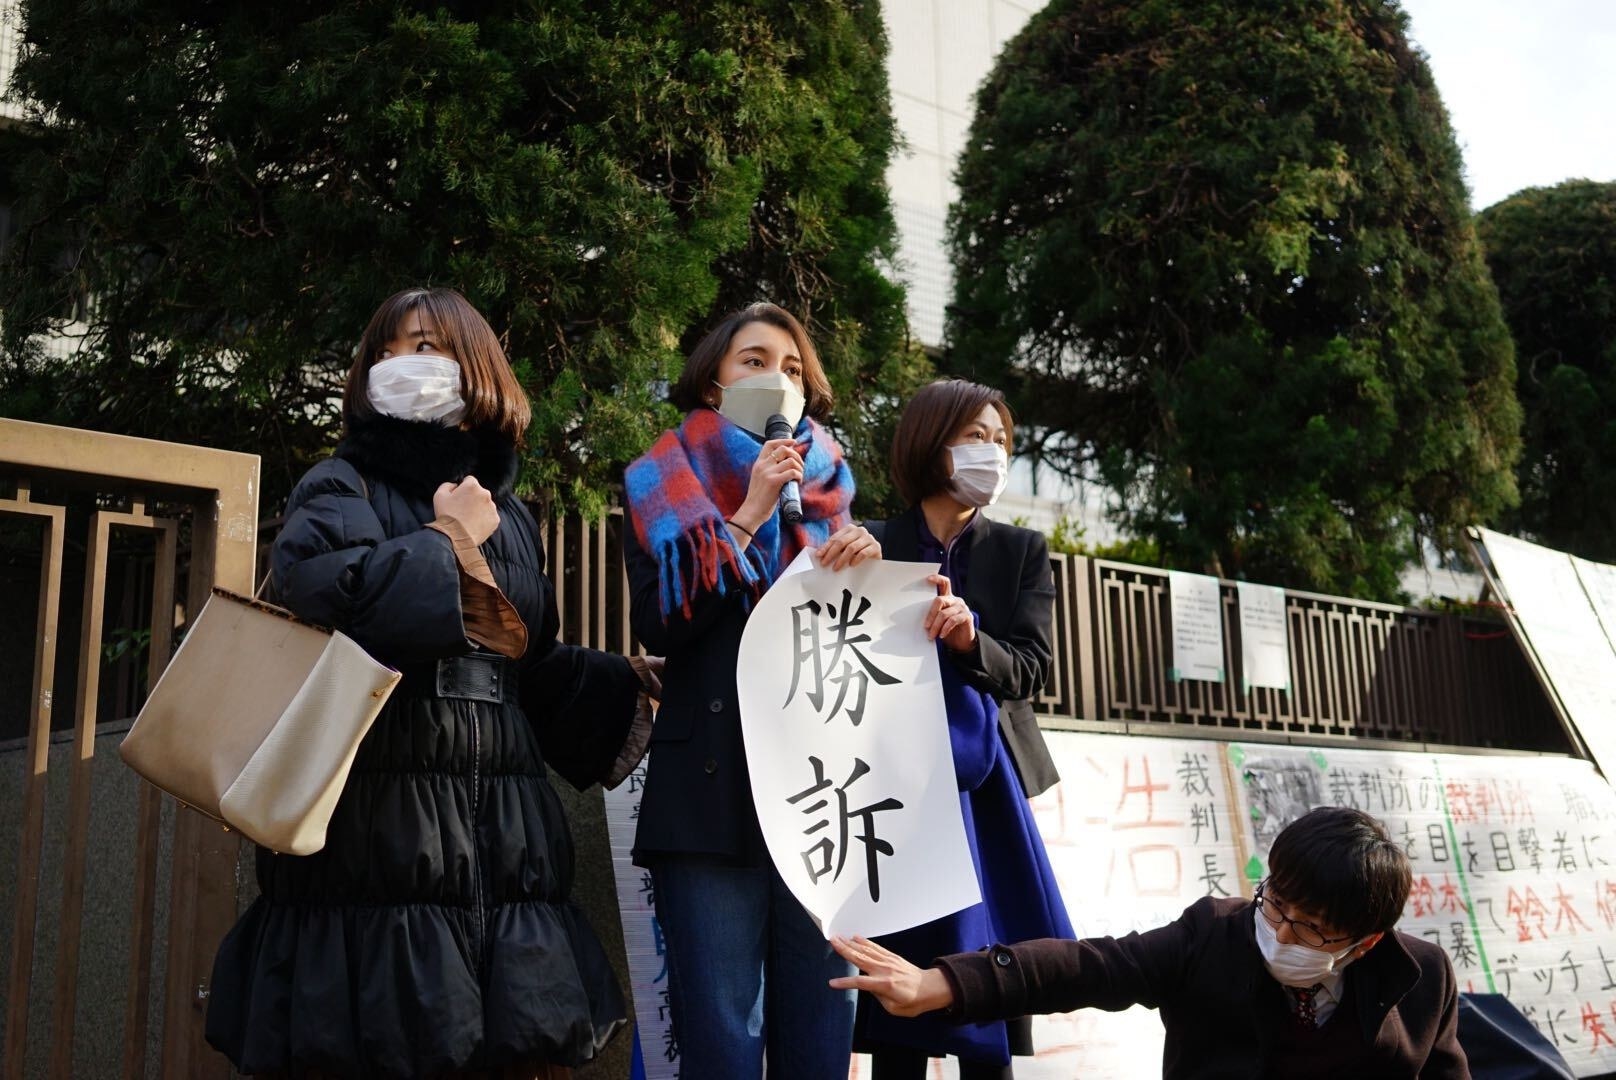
<box><xmin>625</xmin><ymin>408</ymin><xmax>854</xmax><ymax>620</ymax></box>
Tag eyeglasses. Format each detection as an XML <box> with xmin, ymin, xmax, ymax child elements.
<box><xmin>1253</xmin><ymin>880</ymin><xmax>1358</xmax><ymax>949</ymax></box>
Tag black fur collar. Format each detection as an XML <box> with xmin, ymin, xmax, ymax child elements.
<box><xmin>335</xmin><ymin>414</ymin><xmax>520</xmax><ymax>499</ymax></box>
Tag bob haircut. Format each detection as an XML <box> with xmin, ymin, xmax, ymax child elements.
<box><xmin>668</xmin><ymin>302</ymin><xmax>834</xmax><ymax>422</ymax></box>
<box><xmin>1267</xmin><ymin>806</ymin><xmax>1412</xmax><ymax>940</ymax></box>
<box><xmin>343</xmin><ymin>287</ymin><xmax>532</xmax><ymax>443</ymax></box>
<box><xmin>888</xmin><ymin>379</ymin><xmax>1014</xmax><ymax>506</ymax></box>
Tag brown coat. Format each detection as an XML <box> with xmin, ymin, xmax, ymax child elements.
<box><xmin>936</xmin><ymin>896</ymin><xmax>1469</xmax><ymax>1079</ymax></box>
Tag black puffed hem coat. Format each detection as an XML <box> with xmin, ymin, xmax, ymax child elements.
<box><xmin>206</xmin><ymin>416</ymin><xmax>640</xmax><ymax>1078</ymax></box>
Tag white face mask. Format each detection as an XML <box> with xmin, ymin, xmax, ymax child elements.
<box><xmin>1254</xmin><ymin>904</ymin><xmax>1362</xmax><ymax>987</ymax></box>
<box><xmin>715</xmin><ymin>371</ymin><xmax>806</xmax><ymax>438</ymax></box>
<box><xmin>947</xmin><ymin>443</ymin><xmax>1009</xmax><ymax>507</ymax></box>
<box><xmin>367</xmin><ymin>355</ymin><xmax>466</xmax><ymax>425</ymax></box>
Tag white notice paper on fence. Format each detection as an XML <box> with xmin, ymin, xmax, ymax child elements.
<box><xmin>737</xmin><ymin>556</ymin><xmax>979</xmax><ymax>938</ymax></box>
<box><xmin>1167</xmin><ymin>570</ymin><xmax>1225</xmax><ymax>682</ymax></box>
<box><xmin>1236</xmin><ymin>581</ymin><xmax>1290</xmax><ymax>690</ymax></box>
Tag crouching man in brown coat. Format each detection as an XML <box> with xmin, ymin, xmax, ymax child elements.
<box><xmin>833</xmin><ymin>806</ymin><xmax>1468</xmax><ymax>1079</ymax></box>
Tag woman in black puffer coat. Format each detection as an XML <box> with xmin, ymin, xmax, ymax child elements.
<box><xmin>206</xmin><ymin>288</ymin><xmax>656</xmax><ymax>1079</ymax></box>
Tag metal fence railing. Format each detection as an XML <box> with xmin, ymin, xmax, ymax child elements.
<box><xmin>534</xmin><ymin>512</ymin><xmax>1570</xmax><ymax>755</ymax></box>
<box><xmin>2</xmin><ymin>434</ymin><xmax>1571</xmax><ymax>1076</ymax></box>
<box><xmin>1074</xmin><ymin>559</ymin><xmax>1565</xmax><ymax>751</ymax></box>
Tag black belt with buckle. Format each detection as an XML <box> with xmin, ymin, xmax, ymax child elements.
<box><xmin>397</xmin><ymin>652</ymin><xmax>514</xmax><ymax>704</ymax></box>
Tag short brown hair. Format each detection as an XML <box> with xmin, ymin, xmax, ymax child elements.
<box><xmin>669</xmin><ymin>303</ymin><xmax>834</xmax><ymax>421</ymax></box>
<box><xmin>889</xmin><ymin>379</ymin><xmax>1014</xmax><ymax>505</ymax></box>
<box><xmin>343</xmin><ymin>287</ymin><xmax>532</xmax><ymax>443</ymax></box>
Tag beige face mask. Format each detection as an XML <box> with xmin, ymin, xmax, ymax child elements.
<box><xmin>715</xmin><ymin>371</ymin><xmax>806</xmax><ymax>437</ymax></box>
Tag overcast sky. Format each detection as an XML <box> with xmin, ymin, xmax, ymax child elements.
<box><xmin>1398</xmin><ymin>0</ymin><xmax>1616</xmax><ymax>210</ymax></box>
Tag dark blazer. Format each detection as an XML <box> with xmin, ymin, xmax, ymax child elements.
<box><xmin>623</xmin><ymin>507</ymin><xmax>767</xmax><ymax>864</ymax></box>
<box><xmin>864</xmin><ymin>507</ymin><xmax>1060</xmax><ymax>797</ymax></box>
<box><xmin>937</xmin><ymin>896</ymin><xmax>1469</xmax><ymax>1079</ymax></box>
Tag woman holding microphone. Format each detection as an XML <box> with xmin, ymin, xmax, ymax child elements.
<box><xmin>622</xmin><ymin>302</ymin><xmax>880</xmax><ymax>1079</ymax></box>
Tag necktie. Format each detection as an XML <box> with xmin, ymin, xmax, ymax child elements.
<box><xmin>1292</xmin><ymin>983</ymin><xmax>1324</xmax><ymax>1028</ymax></box>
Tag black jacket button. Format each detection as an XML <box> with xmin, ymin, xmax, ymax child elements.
<box><xmin>994</xmin><ymin>950</ymin><xmax>1012</xmax><ymax>967</ymax></box>
<box><xmin>704</xmin><ymin>758</ymin><xmax>718</xmax><ymax>774</ymax></box>
<box><xmin>709</xmin><ymin>699</ymin><xmax>724</xmax><ymax>713</ymax></box>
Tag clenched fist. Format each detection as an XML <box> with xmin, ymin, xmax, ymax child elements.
<box><xmin>433</xmin><ymin>476</ymin><xmax>502</xmax><ymax>545</ymax></box>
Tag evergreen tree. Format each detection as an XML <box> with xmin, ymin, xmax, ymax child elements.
<box><xmin>947</xmin><ymin>0</ymin><xmax>1520</xmax><ymax>598</ymax></box>
<box><xmin>701</xmin><ymin>0</ymin><xmax>928</xmax><ymax>513</ymax></box>
<box><xmin>0</xmin><ymin>0</ymin><xmax>917</xmax><ymax>513</ymax></box>
<box><xmin>1478</xmin><ymin>179</ymin><xmax>1616</xmax><ymax>560</ymax></box>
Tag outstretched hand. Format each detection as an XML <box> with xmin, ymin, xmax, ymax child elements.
<box><xmin>827</xmin><ymin>935</ymin><xmax>956</xmax><ymax>1018</ymax></box>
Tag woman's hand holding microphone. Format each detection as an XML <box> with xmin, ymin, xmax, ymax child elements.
<box><xmin>728</xmin><ymin>437</ymin><xmax>805</xmax><ymax>544</ymax></box>
<box><xmin>725</xmin><ymin>438</ymin><xmax>880</xmax><ymax>569</ymax></box>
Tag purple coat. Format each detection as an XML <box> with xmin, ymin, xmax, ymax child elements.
<box><xmin>855</xmin><ymin>646</ymin><xmax>1075</xmax><ymax>1065</ymax></box>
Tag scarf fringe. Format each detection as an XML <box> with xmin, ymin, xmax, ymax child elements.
<box><xmin>654</xmin><ymin>515</ymin><xmax>765</xmax><ymax>619</ymax></box>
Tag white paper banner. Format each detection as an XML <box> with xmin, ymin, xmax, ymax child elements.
<box><xmin>1017</xmin><ymin>731</ymin><xmax>1243</xmax><ymax>1079</ymax></box>
<box><xmin>614</xmin><ymin>725</ymin><xmax>1616</xmax><ymax>1076</ymax></box>
<box><xmin>1481</xmin><ymin>528</ymin><xmax>1616</xmax><ymax>776</ymax></box>
<box><xmin>851</xmin><ymin>729</ymin><xmax>1242</xmax><ymax>1079</ymax></box>
<box><xmin>1167</xmin><ymin>569</ymin><xmax>1226</xmax><ymax>682</ymax></box>
<box><xmin>1236</xmin><ymin>580</ymin><xmax>1290</xmax><ymax>690</ymax></box>
<box><xmin>737</xmin><ymin>556</ymin><xmax>980</xmax><ymax>938</ymax></box>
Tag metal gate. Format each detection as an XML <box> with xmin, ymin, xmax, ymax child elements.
<box><xmin>0</xmin><ymin>417</ymin><xmax>257</xmax><ymax>1078</ymax></box>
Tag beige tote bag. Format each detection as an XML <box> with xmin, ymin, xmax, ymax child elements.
<box><xmin>120</xmin><ymin>588</ymin><xmax>400</xmax><ymax>855</ymax></box>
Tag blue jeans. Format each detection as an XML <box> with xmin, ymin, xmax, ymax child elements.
<box><xmin>651</xmin><ymin>856</ymin><xmax>856</xmax><ymax>1080</ymax></box>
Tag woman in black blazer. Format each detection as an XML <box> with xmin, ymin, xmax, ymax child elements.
<box><xmin>856</xmin><ymin>378</ymin><xmax>1068</xmax><ymax>1078</ymax></box>
<box><xmin>863</xmin><ymin>378</ymin><xmax>1060</xmax><ymax>800</ymax></box>
<box><xmin>620</xmin><ymin>303</ymin><xmax>881</xmax><ymax>1080</ymax></box>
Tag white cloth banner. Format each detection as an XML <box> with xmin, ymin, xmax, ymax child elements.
<box><xmin>1226</xmin><ymin>741</ymin><xmax>1616</xmax><ymax>1078</ymax></box>
<box><xmin>1572</xmin><ymin>556</ymin><xmax>1616</xmax><ymax>655</ymax></box>
<box><xmin>1236</xmin><ymin>581</ymin><xmax>1290</xmax><ymax>690</ymax></box>
<box><xmin>737</xmin><ymin>555</ymin><xmax>979</xmax><ymax>938</ymax></box>
<box><xmin>1167</xmin><ymin>570</ymin><xmax>1226</xmax><ymax>682</ymax></box>
<box><xmin>602</xmin><ymin>759</ymin><xmax>679</xmax><ymax>1076</ymax></box>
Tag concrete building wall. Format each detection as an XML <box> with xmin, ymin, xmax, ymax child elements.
<box><xmin>881</xmin><ymin>0</ymin><xmax>1040</xmax><ymax>347</ymax></box>
<box><xmin>0</xmin><ymin>0</ymin><xmax>23</xmax><ymax>127</ymax></box>
<box><xmin>880</xmin><ymin>0</ymin><xmax>1124</xmax><ymax>543</ymax></box>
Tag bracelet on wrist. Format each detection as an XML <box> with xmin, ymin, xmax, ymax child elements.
<box><xmin>725</xmin><ymin>518</ymin><xmax>756</xmax><ymax>539</ymax></box>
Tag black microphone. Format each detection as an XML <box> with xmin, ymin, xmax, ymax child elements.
<box><xmin>765</xmin><ymin>413</ymin><xmax>803</xmax><ymax>525</ymax></box>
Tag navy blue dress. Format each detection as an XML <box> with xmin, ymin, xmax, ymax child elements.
<box><xmin>856</xmin><ymin>515</ymin><xmax>1075</xmax><ymax>1066</ymax></box>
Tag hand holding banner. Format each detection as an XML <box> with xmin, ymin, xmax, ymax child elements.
<box><xmin>737</xmin><ymin>555</ymin><xmax>980</xmax><ymax>938</ymax></box>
